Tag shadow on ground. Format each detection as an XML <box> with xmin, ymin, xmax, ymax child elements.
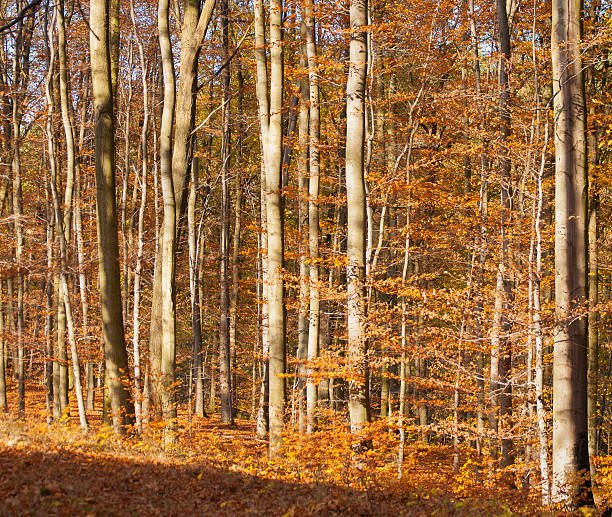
<box><xmin>0</xmin><ymin>442</ymin><xmax>408</xmax><ymax>516</ymax></box>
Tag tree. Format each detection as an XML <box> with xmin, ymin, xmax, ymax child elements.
<box><xmin>551</xmin><ymin>0</ymin><xmax>593</xmax><ymax>506</ymax></box>
<box><xmin>253</xmin><ymin>0</ymin><xmax>286</xmax><ymax>455</ymax></box>
<box><xmin>149</xmin><ymin>0</ymin><xmax>216</xmax><ymax>421</ymax></box>
<box><xmin>218</xmin><ymin>0</ymin><xmax>234</xmax><ymax>425</ymax></box>
<box><xmin>90</xmin><ymin>0</ymin><xmax>135</xmax><ymax>434</ymax></box>
<box><xmin>345</xmin><ymin>0</ymin><xmax>369</xmax><ymax>448</ymax></box>
<box><xmin>304</xmin><ymin>0</ymin><xmax>320</xmax><ymax>434</ymax></box>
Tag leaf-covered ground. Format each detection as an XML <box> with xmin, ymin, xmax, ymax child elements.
<box><xmin>0</xmin><ymin>385</ymin><xmax>547</xmax><ymax>515</ymax></box>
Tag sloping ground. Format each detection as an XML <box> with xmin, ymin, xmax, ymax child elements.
<box><xmin>0</xmin><ymin>435</ymin><xmax>535</xmax><ymax>517</ymax></box>
<box><xmin>0</xmin><ymin>384</ymin><xmax>540</xmax><ymax>516</ymax></box>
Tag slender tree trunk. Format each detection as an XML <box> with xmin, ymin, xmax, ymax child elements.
<box><xmin>90</xmin><ymin>0</ymin><xmax>135</xmax><ymax>434</ymax></box>
<box><xmin>256</xmin><ymin>166</ymin><xmax>269</xmax><ymax>437</ymax></box>
<box><xmin>57</xmin><ymin>0</ymin><xmax>89</xmax><ymax>429</ymax></box>
<box><xmin>346</xmin><ymin>0</ymin><xmax>370</xmax><ymax>450</ymax></box>
<box><xmin>43</xmin><ymin>25</ymin><xmax>66</xmax><ymax>421</ymax></box>
<box><xmin>253</xmin><ymin>0</ymin><xmax>285</xmax><ymax>453</ymax></box>
<box><xmin>44</xmin><ymin>185</ymin><xmax>55</xmax><ymax>421</ymax></box>
<box><xmin>218</xmin><ymin>0</ymin><xmax>233</xmax><ymax>425</ymax></box>
<box><xmin>492</xmin><ymin>0</ymin><xmax>514</xmax><ymax>469</ymax></box>
<box><xmin>158</xmin><ymin>0</ymin><xmax>178</xmax><ymax>444</ymax></box>
<box><xmin>75</xmin><ymin>91</ymin><xmax>91</xmax><ymax>412</ymax></box>
<box><xmin>148</xmin><ymin>0</ymin><xmax>216</xmax><ymax>415</ymax></box>
<box><xmin>189</xmin><ymin>156</ymin><xmax>205</xmax><ymax>418</ymax></box>
<box><xmin>229</xmin><ymin>68</ymin><xmax>245</xmax><ymax>403</ymax></box>
<box><xmin>12</xmin><ymin>44</ymin><xmax>25</xmax><ymax>418</ymax></box>
<box><xmin>129</xmin><ymin>0</ymin><xmax>149</xmax><ymax>430</ymax></box>
<box><xmin>587</xmin><ymin>194</ymin><xmax>598</xmax><ymax>473</ymax></box>
<box><xmin>0</xmin><ymin>286</ymin><xmax>5</xmax><ymax>412</ymax></box>
<box><xmin>209</xmin><ymin>333</ymin><xmax>217</xmax><ymax>414</ymax></box>
<box><xmin>266</xmin><ymin>0</ymin><xmax>286</xmax><ymax>456</ymax></box>
<box><xmin>229</xmin><ymin>183</ymin><xmax>242</xmax><ymax>401</ymax></box>
<box><xmin>86</xmin><ymin>362</ymin><xmax>95</xmax><ymax>411</ymax></box>
<box><xmin>551</xmin><ymin>0</ymin><xmax>592</xmax><ymax>505</ymax></box>
<box><xmin>534</xmin><ymin>119</ymin><xmax>550</xmax><ymax>505</ymax></box>
<box><xmin>120</xmin><ymin>42</ymin><xmax>133</xmax><ymax>324</ymax></box>
<box><xmin>296</xmin><ymin>27</ymin><xmax>309</xmax><ymax>432</ymax></box>
<box><xmin>305</xmin><ymin>0</ymin><xmax>320</xmax><ymax>433</ymax></box>
<box><xmin>196</xmin><ymin>216</ymin><xmax>207</xmax><ymax>416</ymax></box>
<box><xmin>13</xmin><ymin>120</ymin><xmax>25</xmax><ymax>418</ymax></box>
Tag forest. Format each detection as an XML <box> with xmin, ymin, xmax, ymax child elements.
<box><xmin>0</xmin><ymin>0</ymin><xmax>611</xmax><ymax>513</ymax></box>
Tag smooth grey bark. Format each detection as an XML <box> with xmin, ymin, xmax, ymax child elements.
<box><xmin>587</xmin><ymin>194</ymin><xmax>598</xmax><ymax>471</ymax></box>
<box><xmin>266</xmin><ymin>0</ymin><xmax>286</xmax><ymax>456</ymax></box>
<box><xmin>56</xmin><ymin>0</ymin><xmax>79</xmax><ymax>420</ymax></box>
<box><xmin>43</xmin><ymin>23</ymin><xmax>68</xmax><ymax>421</ymax></box>
<box><xmin>90</xmin><ymin>0</ymin><xmax>135</xmax><ymax>434</ymax></box>
<box><xmin>55</xmin><ymin>0</ymin><xmax>89</xmax><ymax>431</ymax></box>
<box><xmin>551</xmin><ymin>0</ymin><xmax>593</xmax><ymax>505</ymax></box>
<box><xmin>10</xmin><ymin>5</ymin><xmax>34</xmax><ymax>418</ymax></box>
<box><xmin>130</xmin><ymin>0</ymin><xmax>149</xmax><ymax>430</ymax></box>
<box><xmin>346</xmin><ymin>0</ymin><xmax>370</xmax><ymax>448</ymax></box>
<box><xmin>253</xmin><ymin>0</ymin><xmax>270</xmax><ymax>439</ymax></box>
<box><xmin>218</xmin><ymin>0</ymin><xmax>233</xmax><ymax>425</ymax></box>
<box><xmin>489</xmin><ymin>0</ymin><xmax>513</xmax><ymax>469</ymax></box>
<box><xmin>296</xmin><ymin>23</ymin><xmax>309</xmax><ymax>433</ymax></box>
<box><xmin>86</xmin><ymin>361</ymin><xmax>95</xmax><ymax>411</ymax></box>
<box><xmin>149</xmin><ymin>0</ymin><xmax>216</xmax><ymax>415</ymax></box>
<box><xmin>253</xmin><ymin>0</ymin><xmax>286</xmax><ymax>455</ymax></box>
<box><xmin>305</xmin><ymin>0</ymin><xmax>320</xmax><ymax>434</ymax></box>
<box><xmin>0</xmin><ymin>287</ymin><xmax>5</xmax><ymax>411</ymax></box>
<box><xmin>229</xmin><ymin>181</ymin><xmax>242</xmax><ymax>405</ymax></box>
<box><xmin>188</xmin><ymin>156</ymin><xmax>205</xmax><ymax>418</ymax></box>
<box><xmin>158</xmin><ymin>0</ymin><xmax>178</xmax><ymax>445</ymax></box>
<box><xmin>75</xmin><ymin>76</ymin><xmax>91</xmax><ymax>415</ymax></box>
<box><xmin>229</xmin><ymin>68</ymin><xmax>244</xmax><ymax>402</ymax></box>
<box><xmin>255</xmin><ymin>170</ymin><xmax>269</xmax><ymax>438</ymax></box>
<box><xmin>46</xmin><ymin>117</ymin><xmax>89</xmax><ymax>430</ymax></box>
<box><xmin>44</xmin><ymin>186</ymin><xmax>54</xmax><ymax>421</ymax></box>
<box><xmin>534</xmin><ymin>119</ymin><xmax>551</xmax><ymax>504</ymax></box>
<box><xmin>120</xmin><ymin>42</ymin><xmax>134</xmax><ymax>324</ymax></box>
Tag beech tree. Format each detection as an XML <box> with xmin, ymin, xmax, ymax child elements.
<box><xmin>90</xmin><ymin>0</ymin><xmax>134</xmax><ymax>433</ymax></box>
<box><xmin>550</xmin><ymin>0</ymin><xmax>593</xmax><ymax>506</ymax></box>
<box><xmin>345</xmin><ymin>0</ymin><xmax>370</xmax><ymax>446</ymax></box>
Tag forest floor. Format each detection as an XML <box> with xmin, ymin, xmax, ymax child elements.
<box><xmin>0</xmin><ymin>382</ymin><xmax>585</xmax><ymax>516</ymax></box>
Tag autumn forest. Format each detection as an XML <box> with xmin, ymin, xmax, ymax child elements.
<box><xmin>0</xmin><ymin>0</ymin><xmax>611</xmax><ymax>513</ymax></box>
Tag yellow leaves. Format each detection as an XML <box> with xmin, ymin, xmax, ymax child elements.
<box><xmin>578</xmin><ymin>506</ymin><xmax>598</xmax><ymax>517</ymax></box>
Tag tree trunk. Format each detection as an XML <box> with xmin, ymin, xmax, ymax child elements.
<box><xmin>346</xmin><ymin>0</ymin><xmax>370</xmax><ymax>450</ymax></box>
<box><xmin>218</xmin><ymin>0</ymin><xmax>233</xmax><ymax>425</ymax></box>
<box><xmin>534</xmin><ymin>119</ymin><xmax>550</xmax><ymax>504</ymax></box>
<box><xmin>296</xmin><ymin>25</ymin><xmax>309</xmax><ymax>432</ymax></box>
<box><xmin>253</xmin><ymin>0</ymin><xmax>285</xmax><ymax>454</ymax></box>
<box><xmin>266</xmin><ymin>0</ymin><xmax>286</xmax><ymax>456</ymax></box>
<box><xmin>551</xmin><ymin>0</ymin><xmax>592</xmax><ymax>505</ymax></box>
<box><xmin>305</xmin><ymin>0</ymin><xmax>319</xmax><ymax>434</ymax></box>
<box><xmin>148</xmin><ymin>0</ymin><xmax>216</xmax><ymax>415</ymax></box>
<box><xmin>158</xmin><ymin>0</ymin><xmax>178</xmax><ymax>445</ymax></box>
<box><xmin>189</xmin><ymin>156</ymin><xmax>206</xmax><ymax>418</ymax></box>
<box><xmin>492</xmin><ymin>0</ymin><xmax>514</xmax><ymax>469</ymax></box>
<box><xmin>587</xmin><ymin>193</ymin><xmax>598</xmax><ymax>472</ymax></box>
<box><xmin>86</xmin><ymin>362</ymin><xmax>95</xmax><ymax>411</ymax></box>
<box><xmin>0</xmin><ymin>288</ymin><xmax>5</xmax><ymax>412</ymax></box>
<box><xmin>90</xmin><ymin>0</ymin><xmax>135</xmax><ymax>434</ymax></box>
<box><xmin>130</xmin><ymin>0</ymin><xmax>149</xmax><ymax>430</ymax></box>
<box><xmin>229</xmin><ymin>181</ymin><xmax>242</xmax><ymax>410</ymax></box>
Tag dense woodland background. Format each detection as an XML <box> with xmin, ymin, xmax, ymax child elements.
<box><xmin>0</xmin><ymin>0</ymin><xmax>611</xmax><ymax>512</ymax></box>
